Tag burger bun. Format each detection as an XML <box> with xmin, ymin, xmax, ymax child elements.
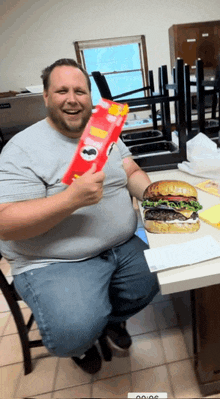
<box><xmin>144</xmin><ymin>180</ymin><xmax>198</xmax><ymax>200</ymax></box>
<box><xmin>144</xmin><ymin>219</ymin><xmax>200</xmax><ymax>234</ymax></box>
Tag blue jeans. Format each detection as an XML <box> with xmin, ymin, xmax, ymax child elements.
<box><xmin>14</xmin><ymin>235</ymin><xmax>159</xmax><ymax>357</ymax></box>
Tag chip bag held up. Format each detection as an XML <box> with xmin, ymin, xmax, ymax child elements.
<box><xmin>62</xmin><ymin>99</ymin><xmax>129</xmax><ymax>185</ymax></box>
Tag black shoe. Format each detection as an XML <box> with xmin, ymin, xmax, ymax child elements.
<box><xmin>106</xmin><ymin>321</ymin><xmax>132</xmax><ymax>350</ymax></box>
<box><xmin>72</xmin><ymin>345</ymin><xmax>102</xmax><ymax>374</ymax></box>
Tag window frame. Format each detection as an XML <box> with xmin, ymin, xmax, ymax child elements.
<box><xmin>74</xmin><ymin>35</ymin><xmax>149</xmax><ymax>110</ymax></box>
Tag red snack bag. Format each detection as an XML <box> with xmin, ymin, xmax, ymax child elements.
<box><xmin>62</xmin><ymin>98</ymin><xmax>129</xmax><ymax>185</ymax></box>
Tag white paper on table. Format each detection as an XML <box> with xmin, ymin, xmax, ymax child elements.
<box><xmin>144</xmin><ymin>235</ymin><xmax>220</xmax><ymax>272</ymax></box>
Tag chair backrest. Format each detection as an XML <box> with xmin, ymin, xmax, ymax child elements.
<box><xmin>92</xmin><ymin>71</ymin><xmax>151</xmax><ymax>105</ymax></box>
<box><xmin>91</xmin><ymin>72</ymin><xmax>113</xmax><ymax>100</ymax></box>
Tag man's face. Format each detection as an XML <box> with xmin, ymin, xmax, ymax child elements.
<box><xmin>43</xmin><ymin>66</ymin><xmax>93</xmax><ymax>138</ymax></box>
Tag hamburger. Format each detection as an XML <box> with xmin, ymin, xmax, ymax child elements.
<box><xmin>142</xmin><ymin>180</ymin><xmax>203</xmax><ymax>233</ymax></box>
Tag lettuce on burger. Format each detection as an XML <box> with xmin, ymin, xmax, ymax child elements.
<box><xmin>142</xmin><ymin>180</ymin><xmax>203</xmax><ymax>233</ymax></box>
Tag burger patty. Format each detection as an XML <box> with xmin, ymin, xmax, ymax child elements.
<box><xmin>145</xmin><ymin>209</ymin><xmax>198</xmax><ymax>221</ymax></box>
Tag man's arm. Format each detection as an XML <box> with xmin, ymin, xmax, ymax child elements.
<box><xmin>123</xmin><ymin>157</ymin><xmax>151</xmax><ymax>201</ymax></box>
<box><xmin>0</xmin><ymin>164</ymin><xmax>105</xmax><ymax>241</ymax></box>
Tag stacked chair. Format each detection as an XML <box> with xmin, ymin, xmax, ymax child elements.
<box><xmin>92</xmin><ymin>70</ymin><xmax>152</xmax><ymax>111</ymax></box>
<box><xmin>183</xmin><ymin>58</ymin><xmax>220</xmax><ymax>146</ymax></box>
<box><xmin>121</xmin><ymin>69</ymin><xmax>163</xmax><ymax>147</ymax></box>
<box><xmin>92</xmin><ymin>58</ymin><xmax>187</xmax><ymax>172</ymax></box>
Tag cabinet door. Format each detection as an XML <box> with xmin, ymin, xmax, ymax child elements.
<box><xmin>197</xmin><ymin>26</ymin><xmax>216</xmax><ymax>69</ymax></box>
<box><xmin>177</xmin><ymin>27</ymin><xmax>200</xmax><ymax>71</ymax></box>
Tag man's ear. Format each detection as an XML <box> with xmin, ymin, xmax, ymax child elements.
<box><xmin>43</xmin><ymin>90</ymin><xmax>48</xmax><ymax>107</ymax></box>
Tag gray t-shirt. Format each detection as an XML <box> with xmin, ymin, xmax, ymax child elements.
<box><xmin>0</xmin><ymin>119</ymin><xmax>138</xmax><ymax>275</ymax></box>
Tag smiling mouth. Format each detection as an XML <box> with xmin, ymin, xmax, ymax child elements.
<box><xmin>63</xmin><ymin>109</ymin><xmax>81</xmax><ymax>115</ymax></box>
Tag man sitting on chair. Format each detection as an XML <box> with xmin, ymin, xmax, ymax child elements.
<box><xmin>0</xmin><ymin>58</ymin><xmax>159</xmax><ymax>374</ymax></box>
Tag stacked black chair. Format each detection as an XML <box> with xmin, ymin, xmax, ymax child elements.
<box><xmin>91</xmin><ymin>70</ymin><xmax>151</xmax><ymax>109</ymax></box>
<box><xmin>183</xmin><ymin>58</ymin><xmax>220</xmax><ymax>145</ymax></box>
<box><xmin>92</xmin><ymin>70</ymin><xmax>164</xmax><ymax>146</ymax></box>
<box><xmin>92</xmin><ymin>59</ymin><xmax>187</xmax><ymax>172</ymax></box>
<box><xmin>124</xmin><ymin>58</ymin><xmax>187</xmax><ymax>172</ymax></box>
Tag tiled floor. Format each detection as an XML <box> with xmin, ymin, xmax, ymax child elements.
<box><xmin>1</xmin><ymin>237</ymin><xmax>220</xmax><ymax>398</ymax></box>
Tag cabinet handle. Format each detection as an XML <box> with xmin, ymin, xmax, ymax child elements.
<box><xmin>202</xmin><ymin>33</ymin><xmax>209</xmax><ymax>37</ymax></box>
<box><xmin>187</xmin><ymin>39</ymin><xmax>196</xmax><ymax>42</ymax></box>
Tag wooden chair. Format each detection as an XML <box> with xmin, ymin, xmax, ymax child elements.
<box><xmin>0</xmin><ymin>254</ymin><xmax>112</xmax><ymax>375</ymax></box>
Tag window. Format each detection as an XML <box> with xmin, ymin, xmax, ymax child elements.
<box><xmin>74</xmin><ymin>35</ymin><xmax>149</xmax><ymax>107</ymax></box>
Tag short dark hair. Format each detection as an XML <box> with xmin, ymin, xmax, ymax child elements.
<box><xmin>41</xmin><ymin>58</ymin><xmax>91</xmax><ymax>92</ymax></box>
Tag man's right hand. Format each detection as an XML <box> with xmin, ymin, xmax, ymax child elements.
<box><xmin>66</xmin><ymin>163</ymin><xmax>105</xmax><ymax>208</ymax></box>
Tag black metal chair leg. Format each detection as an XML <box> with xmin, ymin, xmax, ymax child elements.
<box><xmin>0</xmin><ymin>270</ymin><xmax>32</xmax><ymax>374</ymax></box>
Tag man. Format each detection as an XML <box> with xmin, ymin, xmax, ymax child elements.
<box><xmin>0</xmin><ymin>59</ymin><xmax>159</xmax><ymax>374</ymax></box>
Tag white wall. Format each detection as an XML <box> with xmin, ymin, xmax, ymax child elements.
<box><xmin>1</xmin><ymin>0</ymin><xmax>220</xmax><ymax>92</ymax></box>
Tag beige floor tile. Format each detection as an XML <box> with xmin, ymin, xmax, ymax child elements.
<box><xmin>130</xmin><ymin>331</ymin><xmax>166</xmax><ymax>372</ymax></box>
<box><xmin>94</xmin><ymin>346</ymin><xmax>131</xmax><ymax>381</ymax></box>
<box><xmin>0</xmin><ymin>333</ymin><xmax>23</xmax><ymax>366</ymax></box>
<box><xmin>131</xmin><ymin>365</ymin><xmax>174</xmax><ymax>398</ymax></box>
<box><xmin>168</xmin><ymin>358</ymin><xmax>202</xmax><ymax>398</ymax></box>
<box><xmin>5</xmin><ymin>275</ymin><xmax>13</xmax><ymax>284</ymax></box>
<box><xmin>153</xmin><ymin>300</ymin><xmax>178</xmax><ymax>330</ymax></box>
<box><xmin>127</xmin><ymin>305</ymin><xmax>158</xmax><ymax>336</ymax></box>
<box><xmin>92</xmin><ymin>373</ymin><xmax>132</xmax><ymax>398</ymax></box>
<box><xmin>34</xmin><ymin>393</ymin><xmax>53</xmax><ymax>398</ymax></box>
<box><xmin>15</xmin><ymin>356</ymin><xmax>58</xmax><ymax>397</ymax></box>
<box><xmin>0</xmin><ymin>362</ymin><xmax>23</xmax><ymax>399</ymax></box>
<box><xmin>0</xmin><ymin>311</ymin><xmax>10</xmax><ymax>336</ymax></box>
<box><xmin>160</xmin><ymin>326</ymin><xmax>189</xmax><ymax>363</ymax></box>
<box><xmin>16</xmin><ymin>299</ymin><xmax>28</xmax><ymax>309</ymax></box>
<box><xmin>0</xmin><ymin>331</ymin><xmax>49</xmax><ymax>369</ymax></box>
<box><xmin>54</xmin><ymin>357</ymin><xmax>92</xmax><ymax>391</ymax></box>
<box><xmin>0</xmin><ymin>294</ymin><xmax>10</xmax><ymax>312</ymax></box>
<box><xmin>53</xmin><ymin>384</ymin><xmax>92</xmax><ymax>398</ymax></box>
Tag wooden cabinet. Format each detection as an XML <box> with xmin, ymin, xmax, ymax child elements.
<box><xmin>169</xmin><ymin>20</ymin><xmax>220</xmax><ymax>75</ymax></box>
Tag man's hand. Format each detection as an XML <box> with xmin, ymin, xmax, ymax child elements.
<box><xmin>66</xmin><ymin>163</ymin><xmax>105</xmax><ymax>208</ymax></box>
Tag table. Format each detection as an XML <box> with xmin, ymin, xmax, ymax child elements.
<box><xmin>138</xmin><ymin>168</ymin><xmax>220</xmax><ymax>396</ymax></box>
